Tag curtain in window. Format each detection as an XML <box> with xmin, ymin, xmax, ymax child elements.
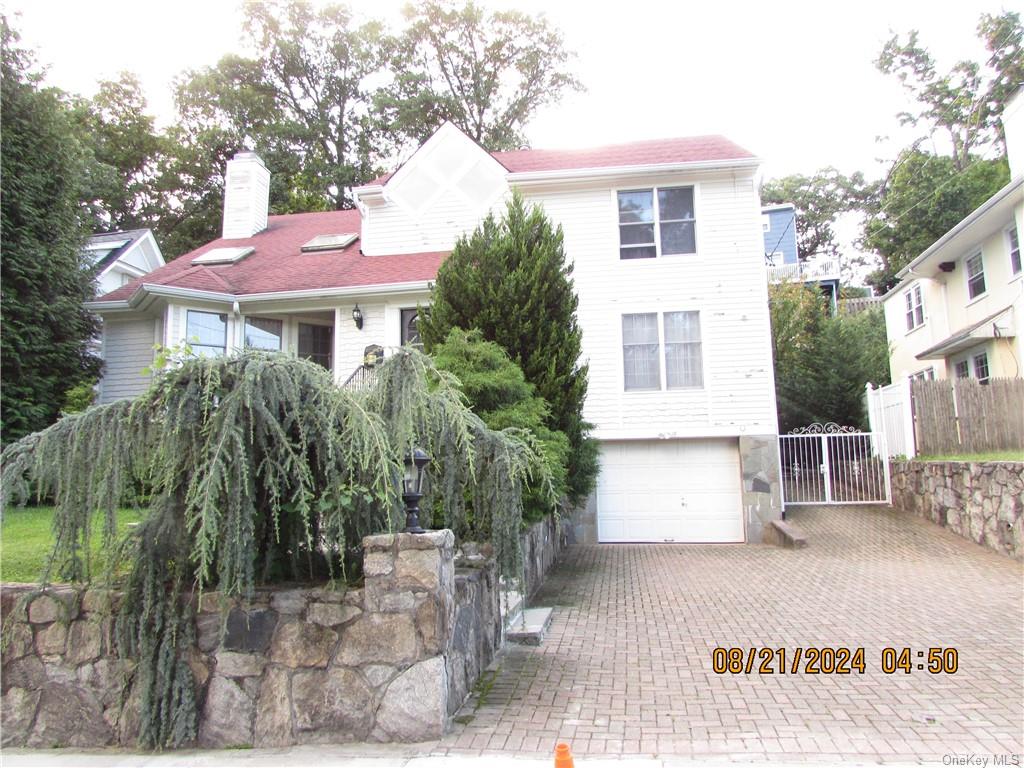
<box><xmin>622</xmin><ymin>313</ymin><xmax>660</xmax><ymax>390</ymax></box>
<box><xmin>664</xmin><ymin>311</ymin><xmax>703</xmax><ymax>388</ymax></box>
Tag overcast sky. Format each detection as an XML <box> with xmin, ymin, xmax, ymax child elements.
<box><xmin>6</xmin><ymin>0</ymin><xmax>1007</xmax><ymax>180</ymax></box>
<box><xmin>3</xmin><ymin>0</ymin><xmax>1011</xmax><ymax>277</ymax></box>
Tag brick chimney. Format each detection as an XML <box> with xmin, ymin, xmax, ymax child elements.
<box><xmin>1003</xmin><ymin>87</ymin><xmax>1024</xmax><ymax>179</ymax></box>
<box><xmin>222</xmin><ymin>152</ymin><xmax>270</xmax><ymax>239</ymax></box>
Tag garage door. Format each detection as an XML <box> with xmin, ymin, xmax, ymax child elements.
<box><xmin>596</xmin><ymin>439</ymin><xmax>744</xmax><ymax>543</ymax></box>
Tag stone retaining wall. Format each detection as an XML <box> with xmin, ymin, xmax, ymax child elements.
<box><xmin>890</xmin><ymin>460</ymin><xmax>1023</xmax><ymax>559</ymax></box>
<box><xmin>1</xmin><ymin>529</ymin><xmax>504</xmax><ymax>748</ymax></box>
<box><xmin>521</xmin><ymin>514</ymin><xmax>570</xmax><ymax>598</ymax></box>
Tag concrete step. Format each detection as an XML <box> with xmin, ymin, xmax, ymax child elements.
<box><xmin>505</xmin><ymin>607</ymin><xmax>553</xmax><ymax>646</ymax></box>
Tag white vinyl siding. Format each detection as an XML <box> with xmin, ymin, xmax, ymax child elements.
<box><xmin>99</xmin><ymin>319</ymin><xmax>156</xmax><ymax>403</ymax></box>
<box><xmin>521</xmin><ymin>175</ymin><xmax>777</xmax><ymax>441</ymax></box>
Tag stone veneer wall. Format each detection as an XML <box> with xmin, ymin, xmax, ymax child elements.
<box><xmin>890</xmin><ymin>461</ymin><xmax>1023</xmax><ymax>560</ymax></box>
<box><xmin>1</xmin><ymin>529</ymin><xmax>504</xmax><ymax>749</ymax></box>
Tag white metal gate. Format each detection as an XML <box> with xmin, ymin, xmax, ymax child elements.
<box><xmin>779</xmin><ymin>423</ymin><xmax>891</xmax><ymax>505</ymax></box>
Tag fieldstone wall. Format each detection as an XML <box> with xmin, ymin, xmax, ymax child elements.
<box><xmin>521</xmin><ymin>514</ymin><xmax>570</xmax><ymax>598</ymax></box>
<box><xmin>1</xmin><ymin>529</ymin><xmax>506</xmax><ymax>749</ymax></box>
<box><xmin>890</xmin><ymin>460</ymin><xmax>1023</xmax><ymax>559</ymax></box>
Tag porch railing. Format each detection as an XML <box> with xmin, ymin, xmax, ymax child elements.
<box><xmin>766</xmin><ymin>258</ymin><xmax>840</xmax><ymax>283</ymax></box>
<box><xmin>343</xmin><ymin>364</ymin><xmax>378</xmax><ymax>391</ymax></box>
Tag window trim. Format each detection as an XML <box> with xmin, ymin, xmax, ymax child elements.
<box><xmin>954</xmin><ymin>359</ymin><xmax>970</xmax><ymax>380</ymax></box>
<box><xmin>965</xmin><ymin>251</ymin><xmax>986</xmax><ymax>301</ymax></box>
<box><xmin>614</xmin><ymin>185</ymin><xmax>699</xmax><ymax>260</ymax></box>
<box><xmin>904</xmin><ymin>284</ymin><xmax>925</xmax><ymax>333</ymax></box>
<box><xmin>185</xmin><ymin>309</ymin><xmax>228</xmax><ymax>357</ymax></box>
<box><xmin>400</xmin><ymin>307</ymin><xmax>422</xmax><ymax>348</ymax></box>
<box><xmin>243</xmin><ymin>316</ymin><xmax>284</xmax><ymax>351</ymax></box>
<box><xmin>972</xmin><ymin>351</ymin><xmax>990</xmax><ymax>384</ymax></box>
<box><xmin>1007</xmin><ymin>224</ymin><xmax>1021</xmax><ymax>276</ymax></box>
<box><xmin>621</xmin><ymin>309</ymin><xmax>705</xmax><ymax>392</ymax></box>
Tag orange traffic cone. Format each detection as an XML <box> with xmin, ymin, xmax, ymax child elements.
<box><xmin>554</xmin><ymin>742</ymin><xmax>574</xmax><ymax>768</ymax></box>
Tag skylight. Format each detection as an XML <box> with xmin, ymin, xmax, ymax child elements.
<box><xmin>192</xmin><ymin>246</ymin><xmax>255</xmax><ymax>265</ymax></box>
<box><xmin>300</xmin><ymin>233</ymin><xmax>358</xmax><ymax>252</ymax></box>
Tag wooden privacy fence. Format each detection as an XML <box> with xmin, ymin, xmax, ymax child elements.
<box><xmin>912</xmin><ymin>378</ymin><xmax>1024</xmax><ymax>455</ymax></box>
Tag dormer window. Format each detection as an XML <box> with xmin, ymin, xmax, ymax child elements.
<box><xmin>617</xmin><ymin>186</ymin><xmax>696</xmax><ymax>259</ymax></box>
<box><xmin>904</xmin><ymin>284</ymin><xmax>924</xmax><ymax>331</ymax></box>
<box><xmin>301</xmin><ymin>233</ymin><xmax>358</xmax><ymax>252</ymax></box>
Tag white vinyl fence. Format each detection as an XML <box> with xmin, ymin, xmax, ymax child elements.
<box><xmin>865</xmin><ymin>378</ymin><xmax>915</xmax><ymax>458</ymax></box>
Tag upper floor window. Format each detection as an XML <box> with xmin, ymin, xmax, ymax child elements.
<box><xmin>965</xmin><ymin>252</ymin><xmax>986</xmax><ymax>299</ymax></box>
<box><xmin>1009</xmin><ymin>226</ymin><xmax>1021</xmax><ymax>275</ymax></box>
<box><xmin>910</xmin><ymin>368</ymin><xmax>934</xmax><ymax>382</ymax></box>
<box><xmin>617</xmin><ymin>187</ymin><xmax>696</xmax><ymax>260</ymax></box>
<box><xmin>186</xmin><ymin>310</ymin><xmax>227</xmax><ymax>357</ymax></box>
<box><xmin>622</xmin><ymin>310</ymin><xmax>703</xmax><ymax>391</ymax></box>
<box><xmin>904</xmin><ymin>284</ymin><xmax>924</xmax><ymax>331</ymax></box>
<box><xmin>244</xmin><ymin>317</ymin><xmax>283</xmax><ymax>351</ymax></box>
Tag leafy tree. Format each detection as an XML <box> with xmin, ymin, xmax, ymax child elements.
<box><xmin>418</xmin><ymin>193</ymin><xmax>598</xmax><ymax>505</ymax></box>
<box><xmin>0</xmin><ymin>18</ymin><xmax>101</xmax><ymax>443</ymax></box>
<box><xmin>72</xmin><ymin>73</ymin><xmax>166</xmax><ymax>233</ymax></box>
<box><xmin>769</xmin><ymin>282</ymin><xmax>890</xmax><ymax>432</ymax></box>
<box><xmin>431</xmin><ymin>328</ymin><xmax>569</xmax><ymax>520</ymax></box>
<box><xmin>862</xmin><ymin>150</ymin><xmax>1009</xmax><ymax>293</ymax></box>
<box><xmin>760</xmin><ymin>169</ymin><xmax>869</xmax><ymax>262</ymax></box>
<box><xmin>379</xmin><ymin>0</ymin><xmax>583</xmax><ymax>151</ymax></box>
<box><xmin>877</xmin><ymin>11</ymin><xmax>1022</xmax><ymax>168</ymax></box>
<box><xmin>2</xmin><ymin>349</ymin><xmax>552</xmax><ymax>747</ymax></box>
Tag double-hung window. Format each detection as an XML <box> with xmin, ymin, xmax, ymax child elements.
<box><xmin>965</xmin><ymin>253</ymin><xmax>986</xmax><ymax>299</ymax></box>
<box><xmin>1009</xmin><ymin>226</ymin><xmax>1021</xmax><ymax>275</ymax></box>
<box><xmin>186</xmin><ymin>310</ymin><xmax>227</xmax><ymax>357</ymax></box>
<box><xmin>954</xmin><ymin>360</ymin><xmax>970</xmax><ymax>379</ymax></box>
<box><xmin>622</xmin><ymin>313</ymin><xmax>661</xmax><ymax>390</ymax></box>
<box><xmin>973</xmin><ymin>352</ymin><xmax>990</xmax><ymax>384</ymax></box>
<box><xmin>617</xmin><ymin>187</ymin><xmax>696</xmax><ymax>259</ymax></box>
<box><xmin>244</xmin><ymin>318</ymin><xmax>283</xmax><ymax>351</ymax></box>
<box><xmin>904</xmin><ymin>284</ymin><xmax>924</xmax><ymax>331</ymax></box>
<box><xmin>622</xmin><ymin>311</ymin><xmax>703</xmax><ymax>391</ymax></box>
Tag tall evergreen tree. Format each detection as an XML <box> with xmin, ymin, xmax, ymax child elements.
<box><xmin>419</xmin><ymin>193</ymin><xmax>598</xmax><ymax>505</ymax></box>
<box><xmin>1</xmin><ymin>18</ymin><xmax>101</xmax><ymax>442</ymax></box>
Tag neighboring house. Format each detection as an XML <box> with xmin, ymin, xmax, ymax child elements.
<box><xmin>762</xmin><ymin>203</ymin><xmax>840</xmax><ymax>308</ymax></box>
<box><xmin>882</xmin><ymin>89</ymin><xmax>1024</xmax><ymax>384</ymax></box>
<box><xmin>87</xmin><ymin>126</ymin><xmax>782</xmax><ymax>545</ymax></box>
<box><xmin>86</xmin><ymin>229</ymin><xmax>165</xmax><ymax>296</ymax></box>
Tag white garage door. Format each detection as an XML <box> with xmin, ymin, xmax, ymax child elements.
<box><xmin>597</xmin><ymin>439</ymin><xmax>744</xmax><ymax>543</ymax></box>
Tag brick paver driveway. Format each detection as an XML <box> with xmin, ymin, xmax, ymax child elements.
<box><xmin>436</xmin><ymin>505</ymin><xmax>1024</xmax><ymax>763</ymax></box>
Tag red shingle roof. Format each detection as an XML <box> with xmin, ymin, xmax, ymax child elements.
<box><xmin>492</xmin><ymin>135</ymin><xmax>755</xmax><ymax>173</ymax></box>
<box><xmin>363</xmin><ymin>135</ymin><xmax>754</xmax><ymax>188</ymax></box>
<box><xmin>97</xmin><ymin>209</ymin><xmax>445</xmax><ymax>302</ymax></box>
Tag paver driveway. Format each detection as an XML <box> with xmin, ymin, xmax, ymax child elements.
<box><xmin>436</xmin><ymin>505</ymin><xmax>1024</xmax><ymax>763</ymax></box>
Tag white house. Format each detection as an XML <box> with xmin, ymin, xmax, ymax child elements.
<box><xmin>86</xmin><ymin>229</ymin><xmax>165</xmax><ymax>296</ymax></box>
<box><xmin>882</xmin><ymin>89</ymin><xmax>1024</xmax><ymax>384</ymax></box>
<box><xmin>86</xmin><ymin>124</ymin><xmax>782</xmax><ymax>545</ymax></box>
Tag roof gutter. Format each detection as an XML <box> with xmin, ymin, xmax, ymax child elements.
<box><xmin>507</xmin><ymin>156</ymin><xmax>761</xmax><ymax>185</ymax></box>
<box><xmin>86</xmin><ymin>279</ymin><xmax>434</xmax><ymax>313</ymax></box>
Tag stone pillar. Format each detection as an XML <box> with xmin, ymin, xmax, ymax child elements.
<box><xmin>360</xmin><ymin>530</ymin><xmax>455</xmax><ymax>741</ymax></box>
<box><xmin>739</xmin><ymin>434</ymin><xmax>783</xmax><ymax>543</ymax></box>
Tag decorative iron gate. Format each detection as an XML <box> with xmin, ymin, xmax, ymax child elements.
<box><xmin>779</xmin><ymin>423</ymin><xmax>891</xmax><ymax>505</ymax></box>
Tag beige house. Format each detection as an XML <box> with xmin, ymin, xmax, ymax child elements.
<box><xmin>882</xmin><ymin>90</ymin><xmax>1024</xmax><ymax>384</ymax></box>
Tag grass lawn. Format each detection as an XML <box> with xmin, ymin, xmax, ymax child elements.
<box><xmin>1</xmin><ymin>506</ymin><xmax>144</xmax><ymax>583</ymax></box>
<box><xmin>916</xmin><ymin>450</ymin><xmax>1024</xmax><ymax>462</ymax></box>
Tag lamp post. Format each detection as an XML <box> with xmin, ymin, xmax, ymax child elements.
<box><xmin>401</xmin><ymin>448</ymin><xmax>430</xmax><ymax>534</ymax></box>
